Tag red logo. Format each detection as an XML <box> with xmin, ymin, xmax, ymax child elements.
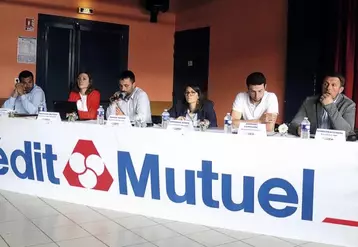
<box><xmin>63</xmin><ymin>140</ymin><xmax>113</xmax><ymax>191</ymax></box>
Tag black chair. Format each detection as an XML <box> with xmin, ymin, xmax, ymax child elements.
<box><xmin>151</xmin><ymin>115</ymin><xmax>162</xmax><ymax>124</ymax></box>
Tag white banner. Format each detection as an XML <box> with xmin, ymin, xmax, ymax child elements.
<box><xmin>0</xmin><ymin>118</ymin><xmax>358</xmax><ymax>247</ymax></box>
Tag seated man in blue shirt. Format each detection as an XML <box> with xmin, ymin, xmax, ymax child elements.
<box><xmin>2</xmin><ymin>70</ymin><xmax>47</xmax><ymax>114</ymax></box>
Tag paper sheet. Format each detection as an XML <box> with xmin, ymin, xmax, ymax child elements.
<box><xmin>17</xmin><ymin>36</ymin><xmax>36</xmax><ymax>64</ymax></box>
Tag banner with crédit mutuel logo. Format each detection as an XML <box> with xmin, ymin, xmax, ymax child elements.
<box><xmin>0</xmin><ymin>118</ymin><xmax>358</xmax><ymax>247</ymax></box>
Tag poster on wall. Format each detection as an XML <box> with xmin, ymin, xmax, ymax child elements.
<box><xmin>25</xmin><ymin>18</ymin><xmax>35</xmax><ymax>31</ymax></box>
<box><xmin>17</xmin><ymin>37</ymin><xmax>36</xmax><ymax>64</ymax></box>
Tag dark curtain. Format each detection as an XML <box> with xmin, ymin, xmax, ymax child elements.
<box><xmin>334</xmin><ymin>0</ymin><xmax>358</xmax><ymax>128</ymax></box>
<box><xmin>284</xmin><ymin>0</ymin><xmax>338</xmax><ymax>122</ymax></box>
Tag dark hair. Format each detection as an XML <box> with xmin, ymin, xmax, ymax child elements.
<box><xmin>183</xmin><ymin>84</ymin><xmax>205</xmax><ymax>113</ymax></box>
<box><xmin>323</xmin><ymin>72</ymin><xmax>345</xmax><ymax>87</ymax></box>
<box><xmin>120</xmin><ymin>70</ymin><xmax>135</xmax><ymax>83</ymax></box>
<box><xmin>18</xmin><ymin>70</ymin><xmax>34</xmax><ymax>81</ymax></box>
<box><xmin>72</xmin><ymin>72</ymin><xmax>94</xmax><ymax>95</ymax></box>
<box><xmin>246</xmin><ymin>72</ymin><xmax>266</xmax><ymax>87</ymax></box>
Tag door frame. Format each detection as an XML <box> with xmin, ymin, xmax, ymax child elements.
<box><xmin>172</xmin><ymin>26</ymin><xmax>210</xmax><ymax>104</ymax></box>
<box><xmin>36</xmin><ymin>14</ymin><xmax>129</xmax><ymax>99</ymax></box>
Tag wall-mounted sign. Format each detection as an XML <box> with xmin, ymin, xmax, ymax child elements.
<box><xmin>25</xmin><ymin>18</ymin><xmax>35</xmax><ymax>31</ymax></box>
<box><xmin>17</xmin><ymin>37</ymin><xmax>36</xmax><ymax>64</ymax></box>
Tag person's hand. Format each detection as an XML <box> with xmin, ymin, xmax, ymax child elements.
<box><xmin>199</xmin><ymin>119</ymin><xmax>210</xmax><ymax>127</ymax></box>
<box><xmin>14</xmin><ymin>83</ymin><xmax>24</xmax><ymax>96</ymax></box>
<box><xmin>203</xmin><ymin>119</ymin><xmax>210</xmax><ymax>125</ymax></box>
<box><xmin>297</xmin><ymin>126</ymin><xmax>301</xmax><ymax>136</ymax></box>
<box><xmin>115</xmin><ymin>107</ymin><xmax>124</xmax><ymax>116</ymax></box>
<box><xmin>11</xmin><ymin>88</ymin><xmax>18</xmax><ymax>98</ymax></box>
<box><xmin>320</xmin><ymin>93</ymin><xmax>334</xmax><ymax>106</ymax></box>
<box><xmin>110</xmin><ymin>92</ymin><xmax>121</xmax><ymax>103</ymax></box>
<box><xmin>259</xmin><ymin>112</ymin><xmax>274</xmax><ymax>123</ymax></box>
<box><xmin>176</xmin><ymin>116</ymin><xmax>185</xmax><ymax>121</ymax></box>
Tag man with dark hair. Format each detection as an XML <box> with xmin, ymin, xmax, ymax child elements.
<box><xmin>2</xmin><ymin>70</ymin><xmax>47</xmax><ymax>114</ymax></box>
<box><xmin>231</xmin><ymin>72</ymin><xmax>279</xmax><ymax>132</ymax></box>
<box><xmin>289</xmin><ymin>72</ymin><xmax>356</xmax><ymax>136</ymax></box>
<box><xmin>107</xmin><ymin>70</ymin><xmax>152</xmax><ymax>123</ymax></box>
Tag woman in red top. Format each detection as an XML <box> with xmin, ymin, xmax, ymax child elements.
<box><xmin>68</xmin><ymin>72</ymin><xmax>100</xmax><ymax>120</ymax></box>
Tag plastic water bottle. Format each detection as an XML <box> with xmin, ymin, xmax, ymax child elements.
<box><xmin>161</xmin><ymin>109</ymin><xmax>170</xmax><ymax>129</ymax></box>
<box><xmin>97</xmin><ymin>105</ymin><xmax>105</xmax><ymax>125</ymax></box>
<box><xmin>300</xmin><ymin>117</ymin><xmax>310</xmax><ymax>139</ymax></box>
<box><xmin>37</xmin><ymin>103</ymin><xmax>44</xmax><ymax>113</ymax></box>
<box><xmin>224</xmin><ymin>113</ymin><xmax>232</xmax><ymax>134</ymax></box>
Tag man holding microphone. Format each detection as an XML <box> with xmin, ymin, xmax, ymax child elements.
<box><xmin>106</xmin><ymin>70</ymin><xmax>152</xmax><ymax>124</ymax></box>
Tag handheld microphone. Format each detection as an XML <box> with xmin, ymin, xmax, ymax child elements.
<box><xmin>109</xmin><ymin>92</ymin><xmax>125</xmax><ymax>102</ymax></box>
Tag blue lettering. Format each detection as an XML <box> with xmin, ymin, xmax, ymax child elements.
<box><xmin>116</xmin><ymin>152</ymin><xmax>315</xmax><ymax>221</ymax></box>
<box><xmin>0</xmin><ymin>148</ymin><xmax>9</xmax><ymax>175</ymax></box>
<box><xmin>10</xmin><ymin>141</ymin><xmax>34</xmax><ymax>180</ymax></box>
<box><xmin>166</xmin><ymin>168</ymin><xmax>196</xmax><ymax>204</ymax></box>
<box><xmin>258</xmin><ymin>178</ymin><xmax>298</xmax><ymax>218</ymax></box>
<box><xmin>258</xmin><ymin>169</ymin><xmax>314</xmax><ymax>219</ymax></box>
<box><xmin>222</xmin><ymin>174</ymin><xmax>254</xmax><ymax>212</ymax></box>
<box><xmin>43</xmin><ymin>144</ymin><xmax>59</xmax><ymax>184</ymax></box>
<box><xmin>0</xmin><ymin>141</ymin><xmax>59</xmax><ymax>184</ymax></box>
<box><xmin>301</xmin><ymin>169</ymin><xmax>314</xmax><ymax>221</ymax></box>
<box><xmin>34</xmin><ymin>142</ymin><xmax>44</xmax><ymax>181</ymax></box>
<box><xmin>197</xmin><ymin>161</ymin><xmax>219</xmax><ymax>208</ymax></box>
<box><xmin>118</xmin><ymin>151</ymin><xmax>160</xmax><ymax>199</ymax></box>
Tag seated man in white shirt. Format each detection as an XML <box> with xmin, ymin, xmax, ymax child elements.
<box><xmin>106</xmin><ymin>70</ymin><xmax>152</xmax><ymax>123</ymax></box>
<box><xmin>2</xmin><ymin>70</ymin><xmax>47</xmax><ymax>114</ymax></box>
<box><xmin>231</xmin><ymin>72</ymin><xmax>279</xmax><ymax>132</ymax></box>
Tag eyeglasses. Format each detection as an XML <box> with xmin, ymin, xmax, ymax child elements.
<box><xmin>185</xmin><ymin>91</ymin><xmax>197</xmax><ymax>96</ymax></box>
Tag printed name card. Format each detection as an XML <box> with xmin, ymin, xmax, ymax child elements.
<box><xmin>0</xmin><ymin>109</ymin><xmax>11</xmax><ymax>117</ymax></box>
<box><xmin>106</xmin><ymin>115</ymin><xmax>131</xmax><ymax>127</ymax></box>
<box><xmin>37</xmin><ymin>112</ymin><xmax>61</xmax><ymax>122</ymax></box>
<box><xmin>166</xmin><ymin>120</ymin><xmax>194</xmax><ymax>132</ymax></box>
<box><xmin>315</xmin><ymin>129</ymin><xmax>346</xmax><ymax>142</ymax></box>
<box><xmin>237</xmin><ymin>123</ymin><xmax>267</xmax><ymax>137</ymax></box>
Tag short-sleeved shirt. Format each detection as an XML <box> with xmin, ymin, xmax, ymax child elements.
<box><xmin>232</xmin><ymin>91</ymin><xmax>279</xmax><ymax>120</ymax></box>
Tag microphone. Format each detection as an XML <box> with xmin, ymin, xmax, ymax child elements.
<box><xmin>109</xmin><ymin>92</ymin><xmax>125</xmax><ymax>102</ymax></box>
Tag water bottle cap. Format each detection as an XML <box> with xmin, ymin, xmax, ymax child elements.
<box><xmin>304</xmin><ymin>117</ymin><xmax>308</xmax><ymax>120</ymax></box>
<box><xmin>164</xmin><ymin>109</ymin><xmax>168</xmax><ymax>111</ymax></box>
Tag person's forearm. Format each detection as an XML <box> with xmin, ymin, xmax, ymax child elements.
<box><xmin>266</xmin><ymin>122</ymin><xmax>275</xmax><ymax>132</ymax></box>
<box><xmin>20</xmin><ymin>95</ymin><xmax>38</xmax><ymax>114</ymax></box>
<box><xmin>325</xmin><ymin>103</ymin><xmax>354</xmax><ymax>134</ymax></box>
<box><xmin>3</xmin><ymin>97</ymin><xmax>16</xmax><ymax>109</ymax></box>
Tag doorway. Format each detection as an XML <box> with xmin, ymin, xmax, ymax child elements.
<box><xmin>36</xmin><ymin>14</ymin><xmax>129</xmax><ymax>110</ymax></box>
<box><xmin>173</xmin><ymin>27</ymin><xmax>210</xmax><ymax>104</ymax></box>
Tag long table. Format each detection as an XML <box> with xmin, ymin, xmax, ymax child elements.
<box><xmin>0</xmin><ymin>118</ymin><xmax>357</xmax><ymax>247</ymax></box>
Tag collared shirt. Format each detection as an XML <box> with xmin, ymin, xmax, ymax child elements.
<box><xmin>2</xmin><ymin>85</ymin><xmax>47</xmax><ymax>114</ymax></box>
<box><xmin>320</xmin><ymin>94</ymin><xmax>341</xmax><ymax>129</ymax></box>
<box><xmin>106</xmin><ymin>87</ymin><xmax>152</xmax><ymax>123</ymax></box>
<box><xmin>232</xmin><ymin>91</ymin><xmax>279</xmax><ymax>120</ymax></box>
